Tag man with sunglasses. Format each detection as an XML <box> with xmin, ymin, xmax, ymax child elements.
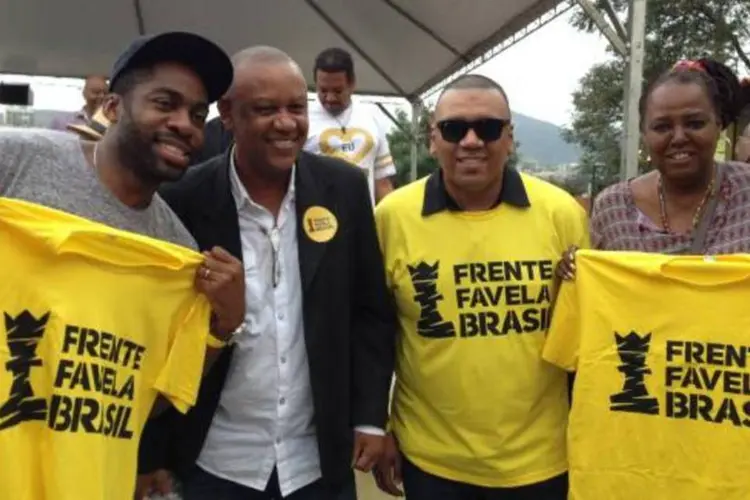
<box><xmin>372</xmin><ymin>74</ymin><xmax>588</xmax><ymax>500</ymax></box>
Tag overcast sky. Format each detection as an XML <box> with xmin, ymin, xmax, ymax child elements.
<box><xmin>0</xmin><ymin>12</ymin><xmax>616</xmax><ymax>127</ymax></box>
<box><xmin>475</xmin><ymin>11</ymin><xmax>613</xmax><ymax>126</ymax></box>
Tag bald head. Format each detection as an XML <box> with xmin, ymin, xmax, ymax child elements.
<box><xmin>227</xmin><ymin>46</ymin><xmax>304</xmax><ymax>94</ymax></box>
<box><xmin>82</xmin><ymin>74</ymin><xmax>108</xmax><ymax>114</ymax></box>
<box><xmin>84</xmin><ymin>74</ymin><xmax>107</xmax><ymax>86</ymax></box>
<box><xmin>436</xmin><ymin>74</ymin><xmax>510</xmax><ymax>113</ymax></box>
<box><xmin>232</xmin><ymin>46</ymin><xmax>295</xmax><ymax>67</ymax></box>
<box><xmin>433</xmin><ymin>74</ymin><xmax>511</xmax><ymax>126</ymax></box>
<box><xmin>218</xmin><ymin>45</ymin><xmax>309</xmax><ymax>176</ymax></box>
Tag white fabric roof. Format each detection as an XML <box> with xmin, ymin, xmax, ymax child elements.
<box><xmin>0</xmin><ymin>0</ymin><xmax>563</xmax><ymax>97</ymax></box>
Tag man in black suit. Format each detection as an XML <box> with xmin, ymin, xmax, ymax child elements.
<box><xmin>135</xmin><ymin>46</ymin><xmax>396</xmax><ymax>500</ymax></box>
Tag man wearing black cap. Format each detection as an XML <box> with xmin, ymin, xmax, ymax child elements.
<box><xmin>0</xmin><ymin>32</ymin><xmax>246</xmax><ymax>497</ymax></box>
<box><xmin>1</xmin><ymin>31</ymin><xmax>231</xmax><ymax>247</ymax></box>
<box><xmin>1</xmin><ymin>30</ymin><xmax>244</xmax><ymax>339</ymax></box>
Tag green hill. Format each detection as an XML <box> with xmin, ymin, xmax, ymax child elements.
<box><xmin>513</xmin><ymin>112</ymin><xmax>580</xmax><ymax>166</ymax></box>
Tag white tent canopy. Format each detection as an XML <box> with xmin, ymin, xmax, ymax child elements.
<box><xmin>0</xmin><ymin>0</ymin><xmax>646</xmax><ymax>180</ymax></box>
<box><xmin>0</xmin><ymin>0</ymin><xmax>566</xmax><ymax>98</ymax></box>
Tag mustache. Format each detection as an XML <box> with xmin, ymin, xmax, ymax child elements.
<box><xmin>154</xmin><ymin>132</ymin><xmax>192</xmax><ymax>151</ymax></box>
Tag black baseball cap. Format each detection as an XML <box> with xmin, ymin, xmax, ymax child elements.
<box><xmin>109</xmin><ymin>32</ymin><xmax>233</xmax><ymax>103</ymax></box>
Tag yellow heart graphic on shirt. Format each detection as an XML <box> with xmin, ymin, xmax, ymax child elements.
<box><xmin>318</xmin><ymin>127</ymin><xmax>375</xmax><ymax>166</ymax></box>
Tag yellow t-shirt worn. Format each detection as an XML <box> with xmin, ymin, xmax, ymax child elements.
<box><xmin>544</xmin><ymin>250</ymin><xmax>750</xmax><ymax>500</ymax></box>
<box><xmin>0</xmin><ymin>198</ymin><xmax>211</xmax><ymax>500</ymax></box>
<box><xmin>375</xmin><ymin>173</ymin><xmax>589</xmax><ymax>487</ymax></box>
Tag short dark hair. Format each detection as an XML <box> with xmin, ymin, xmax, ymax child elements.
<box><xmin>437</xmin><ymin>74</ymin><xmax>510</xmax><ymax>109</ymax></box>
<box><xmin>314</xmin><ymin>48</ymin><xmax>355</xmax><ymax>82</ymax></box>
<box><xmin>110</xmin><ymin>65</ymin><xmax>154</xmax><ymax>98</ymax></box>
<box><xmin>640</xmin><ymin>58</ymin><xmax>746</xmax><ymax>130</ymax></box>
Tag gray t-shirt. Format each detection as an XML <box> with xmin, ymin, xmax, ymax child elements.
<box><xmin>0</xmin><ymin>128</ymin><xmax>196</xmax><ymax>250</ymax></box>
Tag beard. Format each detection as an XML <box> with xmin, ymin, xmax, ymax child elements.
<box><xmin>115</xmin><ymin>107</ymin><xmax>187</xmax><ymax>185</ymax></box>
<box><xmin>324</xmin><ymin>103</ymin><xmax>346</xmax><ymax>116</ymax></box>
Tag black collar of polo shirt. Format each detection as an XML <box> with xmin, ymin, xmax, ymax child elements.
<box><xmin>421</xmin><ymin>166</ymin><xmax>531</xmax><ymax>216</ymax></box>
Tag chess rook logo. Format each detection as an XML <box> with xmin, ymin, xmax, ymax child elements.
<box><xmin>610</xmin><ymin>331</ymin><xmax>659</xmax><ymax>415</ymax></box>
<box><xmin>408</xmin><ymin>261</ymin><xmax>456</xmax><ymax>339</ymax></box>
<box><xmin>0</xmin><ymin>311</ymin><xmax>50</xmax><ymax>430</ymax></box>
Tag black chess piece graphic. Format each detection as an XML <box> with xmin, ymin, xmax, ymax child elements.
<box><xmin>408</xmin><ymin>261</ymin><xmax>456</xmax><ymax>339</ymax></box>
<box><xmin>610</xmin><ymin>331</ymin><xmax>660</xmax><ymax>415</ymax></box>
<box><xmin>0</xmin><ymin>311</ymin><xmax>50</xmax><ymax>430</ymax></box>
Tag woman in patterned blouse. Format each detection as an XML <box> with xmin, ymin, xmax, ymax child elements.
<box><xmin>559</xmin><ymin>58</ymin><xmax>750</xmax><ymax>279</ymax></box>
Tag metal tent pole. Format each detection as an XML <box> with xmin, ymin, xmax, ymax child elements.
<box><xmin>620</xmin><ymin>0</ymin><xmax>647</xmax><ymax>180</ymax></box>
<box><xmin>410</xmin><ymin>99</ymin><xmax>421</xmax><ymax>182</ymax></box>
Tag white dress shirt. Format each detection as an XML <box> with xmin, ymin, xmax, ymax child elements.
<box><xmin>196</xmin><ymin>156</ymin><xmax>321</xmax><ymax>496</ymax></box>
<box><xmin>196</xmin><ymin>154</ymin><xmax>384</xmax><ymax>495</ymax></box>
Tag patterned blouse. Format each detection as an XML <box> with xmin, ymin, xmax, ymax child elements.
<box><xmin>590</xmin><ymin>162</ymin><xmax>750</xmax><ymax>254</ymax></box>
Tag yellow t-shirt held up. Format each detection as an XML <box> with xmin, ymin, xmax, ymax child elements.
<box><xmin>544</xmin><ymin>250</ymin><xmax>750</xmax><ymax>500</ymax></box>
<box><xmin>375</xmin><ymin>173</ymin><xmax>589</xmax><ymax>487</ymax></box>
<box><xmin>0</xmin><ymin>198</ymin><xmax>211</xmax><ymax>500</ymax></box>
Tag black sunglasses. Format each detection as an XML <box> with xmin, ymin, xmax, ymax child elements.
<box><xmin>436</xmin><ymin>118</ymin><xmax>510</xmax><ymax>143</ymax></box>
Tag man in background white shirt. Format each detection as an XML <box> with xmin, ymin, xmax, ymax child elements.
<box><xmin>305</xmin><ymin>48</ymin><xmax>395</xmax><ymax>206</ymax></box>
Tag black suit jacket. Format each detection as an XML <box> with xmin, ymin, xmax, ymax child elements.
<box><xmin>138</xmin><ymin>151</ymin><xmax>397</xmax><ymax>488</ymax></box>
<box><xmin>190</xmin><ymin>116</ymin><xmax>234</xmax><ymax>165</ymax></box>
